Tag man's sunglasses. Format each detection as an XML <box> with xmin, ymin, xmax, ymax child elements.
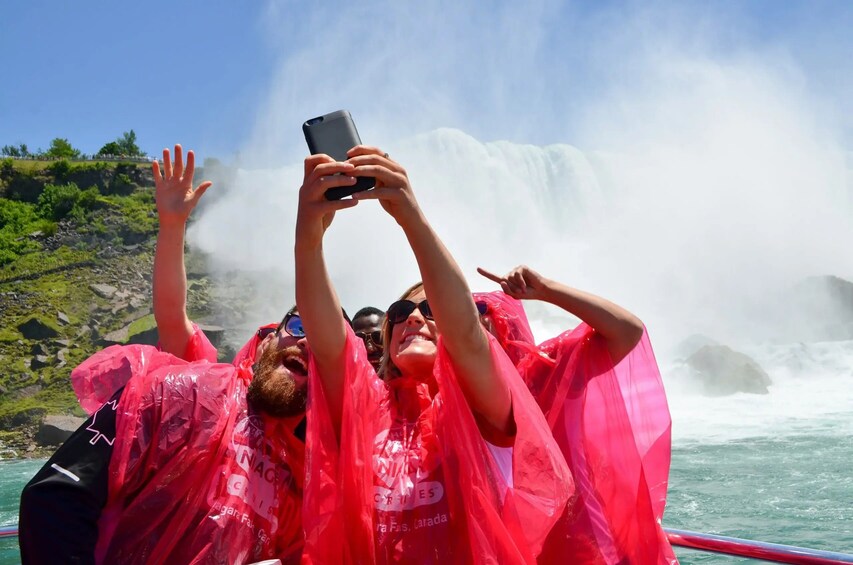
<box><xmin>386</xmin><ymin>299</ymin><xmax>488</xmax><ymax>326</ymax></box>
<box><xmin>355</xmin><ymin>330</ymin><xmax>382</xmax><ymax>348</ymax></box>
<box><xmin>256</xmin><ymin>311</ymin><xmax>305</xmax><ymax>340</ymax></box>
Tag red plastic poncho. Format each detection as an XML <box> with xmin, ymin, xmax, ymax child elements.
<box><xmin>71</xmin><ymin>344</ymin><xmax>305</xmax><ymax>565</ymax></box>
<box><xmin>71</xmin><ymin>323</ymin><xmax>218</xmax><ymax>415</ymax></box>
<box><xmin>302</xmin><ymin>326</ymin><xmax>572</xmax><ymax>564</ymax></box>
<box><xmin>475</xmin><ymin>291</ymin><xmax>677</xmax><ymax>564</ymax></box>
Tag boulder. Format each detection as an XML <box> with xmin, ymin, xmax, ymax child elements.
<box><xmin>90</xmin><ymin>283</ymin><xmax>118</xmax><ymax>299</ymax></box>
<box><xmin>781</xmin><ymin>275</ymin><xmax>853</xmax><ymax>341</ymax></box>
<box><xmin>686</xmin><ymin>345</ymin><xmax>772</xmax><ymax>396</ymax></box>
<box><xmin>111</xmin><ymin>301</ymin><xmax>130</xmax><ymax>315</ymax></box>
<box><xmin>101</xmin><ymin>321</ymin><xmax>159</xmax><ymax>347</ymax></box>
<box><xmin>128</xmin><ymin>326</ymin><xmax>159</xmax><ymax>346</ymax></box>
<box><xmin>17</xmin><ymin>317</ymin><xmax>59</xmax><ymax>340</ymax></box>
<box><xmin>673</xmin><ymin>334</ymin><xmax>719</xmax><ymax>360</ymax></box>
<box><xmin>56</xmin><ymin>348</ymin><xmax>68</xmax><ymax>368</ymax></box>
<box><xmin>198</xmin><ymin>324</ymin><xmax>225</xmax><ymax>348</ymax></box>
<box><xmin>8</xmin><ymin>406</ymin><xmax>46</xmax><ymax>426</ymax></box>
<box><xmin>29</xmin><ymin>355</ymin><xmax>51</xmax><ymax>370</ymax></box>
<box><xmin>35</xmin><ymin>415</ymin><xmax>86</xmax><ymax>446</ymax></box>
<box><xmin>57</xmin><ymin>311</ymin><xmax>70</xmax><ymax>325</ymax></box>
<box><xmin>100</xmin><ymin>325</ymin><xmax>129</xmax><ymax>344</ymax></box>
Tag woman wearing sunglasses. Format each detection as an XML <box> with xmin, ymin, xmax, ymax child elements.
<box><xmin>295</xmin><ymin>149</ymin><xmax>571</xmax><ymax>563</ymax></box>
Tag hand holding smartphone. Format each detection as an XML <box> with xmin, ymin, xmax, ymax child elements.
<box><xmin>302</xmin><ymin>110</ymin><xmax>375</xmax><ymax>200</ymax></box>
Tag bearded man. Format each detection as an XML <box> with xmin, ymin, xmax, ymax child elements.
<box><xmin>18</xmin><ymin>307</ymin><xmax>313</xmax><ymax>564</ymax></box>
<box><xmin>19</xmin><ymin>146</ymin><xmax>313</xmax><ymax>564</ymax></box>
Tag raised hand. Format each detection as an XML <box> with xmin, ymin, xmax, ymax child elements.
<box><xmin>347</xmin><ymin>146</ymin><xmax>421</xmax><ymax>227</ymax></box>
<box><xmin>295</xmin><ymin>154</ymin><xmax>359</xmax><ymax>249</ymax></box>
<box><xmin>152</xmin><ymin>144</ymin><xmax>212</xmax><ymax>228</ymax></box>
<box><xmin>477</xmin><ymin>265</ymin><xmax>551</xmax><ymax>301</ymax></box>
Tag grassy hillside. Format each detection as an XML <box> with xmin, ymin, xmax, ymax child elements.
<box><xmin>0</xmin><ymin>159</ymin><xmax>214</xmax><ymax>455</ymax></box>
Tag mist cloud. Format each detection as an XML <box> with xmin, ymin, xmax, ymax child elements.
<box><xmin>189</xmin><ymin>0</ymin><xmax>852</xmax><ymax>353</ymax></box>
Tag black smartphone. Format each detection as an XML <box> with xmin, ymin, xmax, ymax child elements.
<box><xmin>302</xmin><ymin>110</ymin><xmax>375</xmax><ymax>200</ymax></box>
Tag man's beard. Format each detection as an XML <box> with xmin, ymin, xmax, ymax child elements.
<box><xmin>247</xmin><ymin>344</ymin><xmax>308</xmax><ymax>418</ymax></box>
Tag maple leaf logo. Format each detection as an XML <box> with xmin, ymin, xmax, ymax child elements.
<box><xmin>85</xmin><ymin>399</ymin><xmax>118</xmax><ymax>446</ymax></box>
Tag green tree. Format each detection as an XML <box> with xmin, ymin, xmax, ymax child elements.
<box><xmin>45</xmin><ymin>138</ymin><xmax>81</xmax><ymax>159</ymax></box>
<box><xmin>1</xmin><ymin>143</ymin><xmax>29</xmax><ymax>157</ymax></box>
<box><xmin>118</xmin><ymin>130</ymin><xmax>142</xmax><ymax>156</ymax></box>
<box><xmin>98</xmin><ymin>130</ymin><xmax>143</xmax><ymax>157</ymax></box>
<box><xmin>97</xmin><ymin>141</ymin><xmax>123</xmax><ymax>157</ymax></box>
<box><xmin>98</xmin><ymin>141</ymin><xmax>122</xmax><ymax>157</ymax></box>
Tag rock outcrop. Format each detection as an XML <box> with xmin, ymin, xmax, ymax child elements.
<box><xmin>686</xmin><ymin>345</ymin><xmax>773</xmax><ymax>396</ymax></box>
<box><xmin>778</xmin><ymin>275</ymin><xmax>853</xmax><ymax>342</ymax></box>
<box><xmin>35</xmin><ymin>415</ymin><xmax>87</xmax><ymax>446</ymax></box>
<box><xmin>17</xmin><ymin>317</ymin><xmax>59</xmax><ymax>340</ymax></box>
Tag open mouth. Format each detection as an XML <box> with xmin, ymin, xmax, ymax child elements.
<box><xmin>282</xmin><ymin>355</ymin><xmax>308</xmax><ymax>377</ymax></box>
<box><xmin>400</xmin><ymin>333</ymin><xmax>432</xmax><ymax>345</ymax></box>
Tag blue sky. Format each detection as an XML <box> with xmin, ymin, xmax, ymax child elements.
<box><xmin>1</xmin><ymin>0</ymin><xmax>851</xmax><ymax>161</ymax></box>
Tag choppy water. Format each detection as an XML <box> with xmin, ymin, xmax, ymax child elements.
<box><xmin>0</xmin><ymin>460</ymin><xmax>39</xmax><ymax>565</ymax></box>
<box><xmin>1</xmin><ymin>436</ymin><xmax>850</xmax><ymax>564</ymax></box>
<box><xmin>668</xmin><ymin>434</ymin><xmax>853</xmax><ymax>563</ymax></box>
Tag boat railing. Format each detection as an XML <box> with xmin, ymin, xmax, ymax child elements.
<box><xmin>665</xmin><ymin>528</ymin><xmax>853</xmax><ymax>564</ymax></box>
<box><xmin>2</xmin><ymin>524</ymin><xmax>853</xmax><ymax>562</ymax></box>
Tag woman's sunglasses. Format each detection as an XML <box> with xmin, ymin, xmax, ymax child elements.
<box><xmin>256</xmin><ymin>311</ymin><xmax>305</xmax><ymax>340</ymax></box>
<box><xmin>386</xmin><ymin>299</ymin><xmax>488</xmax><ymax>326</ymax></box>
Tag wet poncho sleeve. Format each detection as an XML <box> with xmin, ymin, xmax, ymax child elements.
<box><xmin>178</xmin><ymin>322</ymin><xmax>219</xmax><ymax>363</ymax></box>
<box><xmin>302</xmin><ymin>327</ymin><xmax>572</xmax><ymax>563</ymax></box>
<box><xmin>529</xmin><ymin>325</ymin><xmax>677</xmax><ymax>564</ymax></box>
<box><xmin>18</xmin><ymin>387</ymin><xmax>123</xmax><ymax>565</ymax></box>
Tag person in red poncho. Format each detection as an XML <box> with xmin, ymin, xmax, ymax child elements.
<box><xmin>294</xmin><ymin>147</ymin><xmax>573</xmax><ymax>563</ymax></box>
<box><xmin>474</xmin><ymin>265</ymin><xmax>678</xmax><ymax>564</ymax></box>
<box><xmin>20</xmin><ymin>146</ymin><xmax>311</xmax><ymax>564</ymax></box>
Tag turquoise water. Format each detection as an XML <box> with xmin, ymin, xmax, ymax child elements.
<box><xmin>0</xmin><ymin>460</ymin><xmax>40</xmax><ymax>565</ymax></box>
<box><xmin>1</xmin><ymin>434</ymin><xmax>851</xmax><ymax>564</ymax></box>
<box><xmin>667</xmin><ymin>434</ymin><xmax>853</xmax><ymax>563</ymax></box>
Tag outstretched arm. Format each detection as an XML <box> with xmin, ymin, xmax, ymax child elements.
<box><xmin>478</xmin><ymin>265</ymin><xmax>644</xmax><ymax>363</ymax></box>
<box><xmin>294</xmin><ymin>155</ymin><xmax>360</xmax><ymax>432</ymax></box>
<box><xmin>152</xmin><ymin>145</ymin><xmax>211</xmax><ymax>358</ymax></box>
<box><xmin>351</xmin><ymin>147</ymin><xmax>513</xmax><ymax>435</ymax></box>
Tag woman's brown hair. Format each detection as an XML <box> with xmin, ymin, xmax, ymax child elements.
<box><xmin>377</xmin><ymin>281</ymin><xmax>424</xmax><ymax>380</ymax></box>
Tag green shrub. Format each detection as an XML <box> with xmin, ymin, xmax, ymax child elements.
<box><xmin>73</xmin><ymin>161</ymin><xmax>109</xmax><ymax>173</ymax></box>
<box><xmin>76</xmin><ymin>185</ymin><xmax>102</xmax><ymax>209</ymax></box>
<box><xmin>0</xmin><ymin>198</ymin><xmax>39</xmax><ymax>231</ymax></box>
<box><xmin>37</xmin><ymin>182</ymin><xmax>82</xmax><ymax>220</ymax></box>
<box><xmin>0</xmin><ymin>230</ymin><xmax>38</xmax><ymax>265</ymax></box>
<box><xmin>46</xmin><ymin>159</ymin><xmax>71</xmax><ymax>180</ymax></box>
<box><xmin>107</xmin><ymin>172</ymin><xmax>135</xmax><ymax>195</ymax></box>
<box><xmin>39</xmin><ymin>219</ymin><xmax>57</xmax><ymax>237</ymax></box>
<box><xmin>1</xmin><ymin>158</ymin><xmax>14</xmax><ymax>178</ymax></box>
<box><xmin>112</xmin><ymin>190</ymin><xmax>157</xmax><ymax>242</ymax></box>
